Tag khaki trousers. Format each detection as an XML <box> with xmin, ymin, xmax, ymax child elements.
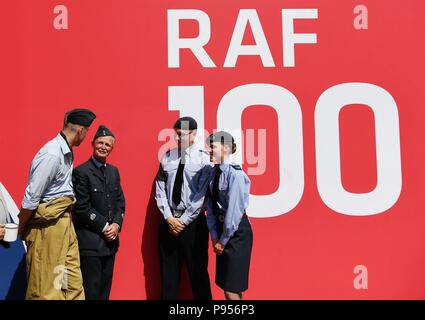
<box><xmin>24</xmin><ymin>197</ymin><xmax>85</xmax><ymax>300</ymax></box>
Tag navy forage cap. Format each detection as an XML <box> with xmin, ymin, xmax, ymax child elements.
<box><xmin>206</xmin><ymin>131</ymin><xmax>234</xmax><ymax>145</ymax></box>
<box><xmin>66</xmin><ymin>108</ymin><xmax>96</xmax><ymax>127</ymax></box>
<box><xmin>94</xmin><ymin>125</ymin><xmax>115</xmax><ymax>140</ymax></box>
<box><xmin>173</xmin><ymin>116</ymin><xmax>197</xmax><ymax>130</ymax></box>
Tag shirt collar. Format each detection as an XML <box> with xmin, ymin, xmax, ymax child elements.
<box><xmin>183</xmin><ymin>143</ymin><xmax>196</xmax><ymax>155</ymax></box>
<box><xmin>57</xmin><ymin>132</ymin><xmax>72</xmax><ymax>156</ymax></box>
<box><xmin>219</xmin><ymin>157</ymin><xmax>232</xmax><ymax>171</ymax></box>
<box><xmin>91</xmin><ymin>156</ymin><xmax>107</xmax><ymax>169</ymax></box>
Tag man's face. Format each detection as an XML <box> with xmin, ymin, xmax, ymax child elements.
<box><xmin>174</xmin><ymin>129</ymin><xmax>196</xmax><ymax>149</ymax></box>
<box><xmin>92</xmin><ymin>136</ymin><xmax>115</xmax><ymax>161</ymax></box>
<box><xmin>74</xmin><ymin>126</ymin><xmax>89</xmax><ymax>146</ymax></box>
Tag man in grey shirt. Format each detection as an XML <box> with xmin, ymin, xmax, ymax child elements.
<box><xmin>18</xmin><ymin>108</ymin><xmax>96</xmax><ymax>300</ymax></box>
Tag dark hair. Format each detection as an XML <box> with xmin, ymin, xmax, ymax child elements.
<box><xmin>231</xmin><ymin>143</ymin><xmax>237</xmax><ymax>154</ymax></box>
<box><xmin>173</xmin><ymin>116</ymin><xmax>197</xmax><ymax>130</ymax></box>
<box><xmin>207</xmin><ymin>131</ymin><xmax>236</xmax><ymax>154</ymax></box>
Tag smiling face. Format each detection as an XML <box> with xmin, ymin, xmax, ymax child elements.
<box><xmin>209</xmin><ymin>141</ymin><xmax>231</xmax><ymax>164</ymax></box>
<box><xmin>92</xmin><ymin>136</ymin><xmax>115</xmax><ymax>163</ymax></box>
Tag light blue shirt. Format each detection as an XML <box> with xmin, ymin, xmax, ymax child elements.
<box><xmin>155</xmin><ymin>144</ymin><xmax>212</xmax><ymax>225</ymax></box>
<box><xmin>206</xmin><ymin>159</ymin><xmax>251</xmax><ymax>246</ymax></box>
<box><xmin>22</xmin><ymin>133</ymin><xmax>74</xmax><ymax>210</ymax></box>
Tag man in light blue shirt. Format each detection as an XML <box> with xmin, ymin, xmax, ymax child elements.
<box><xmin>18</xmin><ymin>108</ymin><xmax>96</xmax><ymax>300</ymax></box>
<box><xmin>21</xmin><ymin>133</ymin><xmax>75</xmax><ymax>211</ymax></box>
<box><xmin>155</xmin><ymin>116</ymin><xmax>212</xmax><ymax>300</ymax></box>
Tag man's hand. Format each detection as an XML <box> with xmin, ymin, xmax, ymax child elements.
<box><xmin>0</xmin><ymin>224</ymin><xmax>5</xmax><ymax>241</ymax></box>
<box><xmin>166</xmin><ymin>216</ymin><xmax>185</xmax><ymax>236</ymax></box>
<box><xmin>214</xmin><ymin>241</ymin><xmax>225</xmax><ymax>255</ymax></box>
<box><xmin>104</xmin><ymin>223</ymin><xmax>119</xmax><ymax>242</ymax></box>
<box><xmin>17</xmin><ymin>208</ymin><xmax>34</xmax><ymax>239</ymax></box>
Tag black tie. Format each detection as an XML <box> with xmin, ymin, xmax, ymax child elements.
<box><xmin>172</xmin><ymin>158</ymin><xmax>185</xmax><ymax>206</ymax></box>
<box><xmin>100</xmin><ymin>164</ymin><xmax>106</xmax><ymax>177</ymax></box>
<box><xmin>212</xmin><ymin>165</ymin><xmax>222</xmax><ymax>216</ymax></box>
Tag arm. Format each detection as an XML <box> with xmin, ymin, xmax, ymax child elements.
<box><xmin>155</xmin><ymin>163</ymin><xmax>184</xmax><ymax>235</ymax></box>
<box><xmin>0</xmin><ymin>224</ymin><xmax>5</xmax><ymax>240</ymax></box>
<box><xmin>154</xmin><ymin>163</ymin><xmax>173</xmax><ymax>220</ymax></box>
<box><xmin>17</xmin><ymin>208</ymin><xmax>34</xmax><ymax>238</ymax></box>
<box><xmin>112</xmin><ymin>168</ymin><xmax>125</xmax><ymax>231</ymax></box>
<box><xmin>21</xmin><ymin>153</ymin><xmax>60</xmax><ymax>211</ymax></box>
<box><xmin>20</xmin><ymin>153</ymin><xmax>61</xmax><ymax>237</ymax></box>
<box><xmin>206</xmin><ymin>186</ymin><xmax>219</xmax><ymax>241</ymax></box>
<box><xmin>219</xmin><ymin>171</ymin><xmax>248</xmax><ymax>246</ymax></box>
<box><xmin>72</xmin><ymin>169</ymin><xmax>109</xmax><ymax>234</ymax></box>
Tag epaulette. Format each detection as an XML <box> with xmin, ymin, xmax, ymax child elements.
<box><xmin>199</xmin><ymin>149</ymin><xmax>209</xmax><ymax>156</ymax></box>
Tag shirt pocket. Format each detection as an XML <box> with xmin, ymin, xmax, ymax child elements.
<box><xmin>91</xmin><ymin>184</ymin><xmax>105</xmax><ymax>198</ymax></box>
<box><xmin>108</xmin><ymin>183</ymin><xmax>120</xmax><ymax>194</ymax></box>
<box><xmin>163</xmin><ymin>162</ymin><xmax>178</xmax><ymax>173</ymax></box>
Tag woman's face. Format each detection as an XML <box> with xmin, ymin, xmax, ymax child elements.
<box><xmin>209</xmin><ymin>142</ymin><xmax>230</xmax><ymax>164</ymax></box>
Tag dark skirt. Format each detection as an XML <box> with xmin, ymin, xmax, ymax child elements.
<box><xmin>216</xmin><ymin>215</ymin><xmax>253</xmax><ymax>293</ymax></box>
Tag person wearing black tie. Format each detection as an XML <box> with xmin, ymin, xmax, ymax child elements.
<box><xmin>155</xmin><ymin>117</ymin><xmax>212</xmax><ymax>300</ymax></box>
<box><xmin>72</xmin><ymin>125</ymin><xmax>125</xmax><ymax>300</ymax></box>
<box><xmin>206</xmin><ymin>131</ymin><xmax>253</xmax><ymax>300</ymax></box>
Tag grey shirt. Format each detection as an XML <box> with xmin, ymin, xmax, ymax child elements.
<box><xmin>21</xmin><ymin>133</ymin><xmax>74</xmax><ymax>210</ymax></box>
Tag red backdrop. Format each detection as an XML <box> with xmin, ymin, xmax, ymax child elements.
<box><xmin>1</xmin><ymin>0</ymin><xmax>425</xmax><ymax>299</ymax></box>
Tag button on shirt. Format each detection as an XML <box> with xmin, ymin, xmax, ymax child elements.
<box><xmin>155</xmin><ymin>144</ymin><xmax>212</xmax><ymax>226</ymax></box>
<box><xmin>206</xmin><ymin>159</ymin><xmax>251</xmax><ymax>246</ymax></box>
<box><xmin>22</xmin><ymin>133</ymin><xmax>74</xmax><ymax>210</ymax></box>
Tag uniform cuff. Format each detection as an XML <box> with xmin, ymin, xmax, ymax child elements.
<box><xmin>21</xmin><ymin>199</ymin><xmax>40</xmax><ymax>211</ymax></box>
<box><xmin>102</xmin><ymin>222</ymin><xmax>110</xmax><ymax>233</ymax></box>
<box><xmin>210</xmin><ymin>229</ymin><xmax>219</xmax><ymax>241</ymax></box>
<box><xmin>219</xmin><ymin>234</ymin><xmax>230</xmax><ymax>246</ymax></box>
<box><xmin>163</xmin><ymin>208</ymin><xmax>173</xmax><ymax>220</ymax></box>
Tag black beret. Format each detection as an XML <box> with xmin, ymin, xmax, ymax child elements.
<box><xmin>93</xmin><ymin>125</ymin><xmax>115</xmax><ymax>140</ymax></box>
<box><xmin>207</xmin><ymin>131</ymin><xmax>234</xmax><ymax>145</ymax></box>
<box><xmin>66</xmin><ymin>108</ymin><xmax>96</xmax><ymax>127</ymax></box>
<box><xmin>173</xmin><ymin>116</ymin><xmax>197</xmax><ymax>130</ymax></box>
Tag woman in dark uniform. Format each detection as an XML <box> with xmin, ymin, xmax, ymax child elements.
<box><xmin>206</xmin><ymin>131</ymin><xmax>253</xmax><ymax>300</ymax></box>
